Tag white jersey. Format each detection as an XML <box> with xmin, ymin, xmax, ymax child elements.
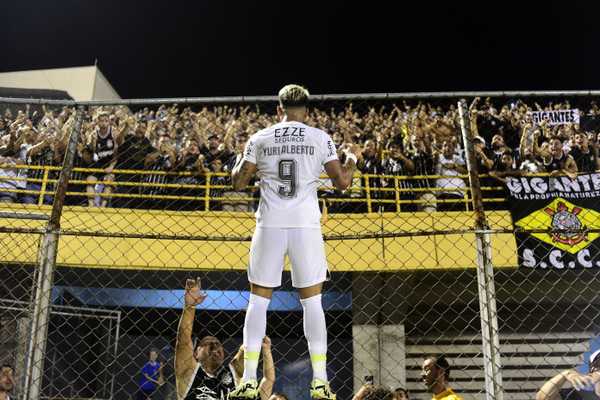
<box><xmin>242</xmin><ymin>121</ymin><xmax>338</xmax><ymax>228</ymax></box>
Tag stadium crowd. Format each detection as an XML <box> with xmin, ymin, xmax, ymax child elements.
<box><xmin>0</xmin><ymin>97</ymin><xmax>598</xmax><ymax>211</ymax></box>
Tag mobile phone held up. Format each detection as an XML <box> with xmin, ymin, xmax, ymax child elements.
<box><xmin>364</xmin><ymin>375</ymin><xmax>374</xmax><ymax>385</ymax></box>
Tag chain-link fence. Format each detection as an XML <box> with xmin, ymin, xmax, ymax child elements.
<box><xmin>1</xmin><ymin>92</ymin><xmax>599</xmax><ymax>400</ymax></box>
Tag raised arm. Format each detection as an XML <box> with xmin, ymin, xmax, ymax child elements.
<box><xmin>324</xmin><ymin>144</ymin><xmax>361</xmax><ymax>191</ymax></box>
<box><xmin>536</xmin><ymin>369</ymin><xmax>593</xmax><ymax>400</ymax></box>
<box><xmin>563</xmin><ymin>155</ymin><xmax>578</xmax><ymax>179</ymax></box>
<box><xmin>115</xmin><ymin>116</ymin><xmax>134</xmax><ymax>146</ymax></box>
<box><xmin>259</xmin><ymin>336</ymin><xmax>275</xmax><ymax>400</ymax></box>
<box><xmin>26</xmin><ymin>138</ymin><xmax>50</xmax><ymax>159</ymax></box>
<box><xmin>229</xmin><ymin>345</ymin><xmax>245</xmax><ymax>385</ymax></box>
<box><xmin>519</xmin><ymin>123</ymin><xmax>532</xmax><ymax>159</ymax></box>
<box><xmin>175</xmin><ymin>279</ymin><xmax>207</xmax><ymax>400</ymax></box>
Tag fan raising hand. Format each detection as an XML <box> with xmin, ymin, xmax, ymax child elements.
<box><xmin>184</xmin><ymin>278</ymin><xmax>207</xmax><ymax>307</ymax></box>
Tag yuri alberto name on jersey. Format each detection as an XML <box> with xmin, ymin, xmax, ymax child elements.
<box><xmin>262</xmin><ymin>145</ymin><xmax>316</xmax><ymax>157</ymax></box>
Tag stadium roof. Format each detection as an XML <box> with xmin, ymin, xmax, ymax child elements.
<box><xmin>0</xmin><ymin>65</ymin><xmax>120</xmax><ymax>101</ymax></box>
<box><xmin>0</xmin><ymin>87</ymin><xmax>72</xmax><ymax>100</ymax></box>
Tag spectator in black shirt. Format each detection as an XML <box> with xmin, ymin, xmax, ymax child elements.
<box><xmin>473</xmin><ymin>136</ymin><xmax>498</xmax><ymax>207</ymax></box>
<box><xmin>490</xmin><ymin>149</ymin><xmax>521</xmax><ymax>210</ymax></box>
<box><xmin>490</xmin><ymin>134</ymin><xmax>509</xmax><ymax>170</ymax></box>
<box><xmin>544</xmin><ymin>137</ymin><xmax>578</xmax><ymax>179</ymax></box>
<box><xmin>116</xmin><ymin>119</ymin><xmax>154</xmax><ymax>170</ymax></box>
<box><xmin>142</xmin><ymin>136</ymin><xmax>176</xmax><ymax>209</ymax></box>
<box><xmin>358</xmin><ymin>139</ymin><xmax>382</xmax><ymax>212</ymax></box>
<box><xmin>114</xmin><ymin>119</ymin><xmax>154</xmax><ymax>208</ymax></box>
<box><xmin>381</xmin><ymin>138</ymin><xmax>415</xmax><ymax>212</ymax></box>
<box><xmin>203</xmin><ymin>133</ymin><xmax>224</xmax><ymax>165</ymax></box>
<box><xmin>570</xmin><ymin>132</ymin><xmax>599</xmax><ymax>173</ymax></box>
<box><xmin>473</xmin><ymin>136</ymin><xmax>494</xmax><ymax>175</ymax></box>
<box><xmin>87</xmin><ymin>112</ymin><xmax>118</xmax><ymax>207</ymax></box>
<box><xmin>408</xmin><ymin>136</ymin><xmax>436</xmax><ymax>212</ymax></box>
<box><xmin>173</xmin><ymin>140</ymin><xmax>209</xmax><ymax>211</ymax></box>
<box><xmin>175</xmin><ymin>279</ymin><xmax>235</xmax><ymax>400</ymax></box>
<box><xmin>490</xmin><ymin>149</ymin><xmax>521</xmax><ymax>183</ymax></box>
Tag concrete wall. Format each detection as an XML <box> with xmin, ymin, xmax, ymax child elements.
<box><xmin>0</xmin><ymin>66</ymin><xmax>120</xmax><ymax>101</ymax></box>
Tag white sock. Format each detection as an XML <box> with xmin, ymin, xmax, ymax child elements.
<box><xmin>300</xmin><ymin>294</ymin><xmax>328</xmax><ymax>382</ymax></box>
<box><xmin>242</xmin><ymin>293</ymin><xmax>270</xmax><ymax>381</ymax></box>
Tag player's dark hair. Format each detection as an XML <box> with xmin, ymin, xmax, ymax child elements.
<box><xmin>271</xmin><ymin>392</ymin><xmax>290</xmax><ymax>400</ymax></box>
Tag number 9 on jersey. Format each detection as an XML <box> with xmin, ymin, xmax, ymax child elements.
<box><xmin>278</xmin><ymin>159</ymin><xmax>297</xmax><ymax>198</ymax></box>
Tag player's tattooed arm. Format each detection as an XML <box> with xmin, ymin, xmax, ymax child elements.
<box><xmin>325</xmin><ymin>143</ymin><xmax>361</xmax><ymax>191</ymax></box>
<box><xmin>231</xmin><ymin>158</ymin><xmax>258</xmax><ymax>191</ymax></box>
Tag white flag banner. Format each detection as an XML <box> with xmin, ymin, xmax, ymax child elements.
<box><xmin>529</xmin><ymin>109</ymin><xmax>580</xmax><ymax>126</ymax></box>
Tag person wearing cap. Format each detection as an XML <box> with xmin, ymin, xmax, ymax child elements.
<box><xmin>473</xmin><ymin>136</ymin><xmax>493</xmax><ymax>172</ymax></box>
<box><xmin>203</xmin><ymin>132</ymin><xmax>225</xmax><ymax>165</ymax></box>
<box><xmin>536</xmin><ymin>350</ymin><xmax>600</xmax><ymax>400</ymax></box>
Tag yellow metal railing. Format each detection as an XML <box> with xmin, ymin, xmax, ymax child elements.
<box><xmin>0</xmin><ymin>165</ymin><xmax>508</xmax><ymax>212</ymax></box>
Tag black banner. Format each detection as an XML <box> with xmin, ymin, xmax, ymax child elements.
<box><xmin>505</xmin><ymin>173</ymin><xmax>600</xmax><ymax>269</ymax></box>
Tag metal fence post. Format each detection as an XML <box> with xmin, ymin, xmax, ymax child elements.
<box><xmin>365</xmin><ymin>176</ymin><xmax>372</xmax><ymax>213</ymax></box>
<box><xmin>24</xmin><ymin>106</ymin><xmax>84</xmax><ymax>400</ymax></box>
<box><xmin>205</xmin><ymin>172</ymin><xmax>212</xmax><ymax>211</ymax></box>
<box><xmin>37</xmin><ymin>167</ymin><xmax>50</xmax><ymax>206</ymax></box>
<box><xmin>458</xmin><ymin>99</ymin><xmax>504</xmax><ymax>400</ymax></box>
<box><xmin>394</xmin><ymin>176</ymin><xmax>400</xmax><ymax>213</ymax></box>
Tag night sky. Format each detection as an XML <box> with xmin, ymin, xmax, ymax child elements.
<box><xmin>2</xmin><ymin>0</ymin><xmax>598</xmax><ymax>98</ymax></box>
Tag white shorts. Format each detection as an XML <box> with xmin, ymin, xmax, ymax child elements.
<box><xmin>248</xmin><ymin>227</ymin><xmax>328</xmax><ymax>288</ymax></box>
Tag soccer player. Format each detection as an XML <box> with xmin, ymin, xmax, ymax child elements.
<box><xmin>228</xmin><ymin>84</ymin><xmax>361</xmax><ymax>400</ymax></box>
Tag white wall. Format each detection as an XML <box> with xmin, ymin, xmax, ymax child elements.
<box><xmin>0</xmin><ymin>66</ymin><xmax>120</xmax><ymax>101</ymax></box>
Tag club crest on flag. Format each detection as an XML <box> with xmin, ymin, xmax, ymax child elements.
<box><xmin>544</xmin><ymin>202</ymin><xmax>587</xmax><ymax>246</ymax></box>
<box><xmin>515</xmin><ymin>197</ymin><xmax>600</xmax><ymax>255</ymax></box>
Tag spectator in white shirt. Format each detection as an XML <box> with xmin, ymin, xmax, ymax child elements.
<box><xmin>435</xmin><ymin>140</ymin><xmax>467</xmax><ymax>211</ymax></box>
